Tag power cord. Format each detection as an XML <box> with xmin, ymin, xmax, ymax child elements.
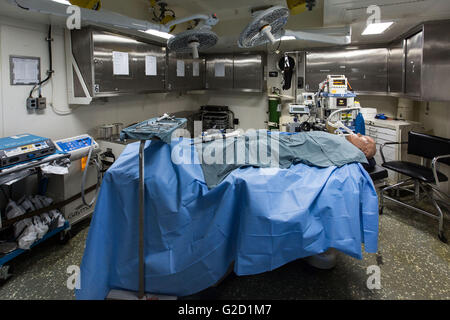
<box><xmin>81</xmin><ymin>147</ymin><xmax>102</xmax><ymax>207</ymax></box>
<box><xmin>14</xmin><ymin>0</ymin><xmax>29</xmax><ymax>10</ymax></box>
<box><xmin>29</xmin><ymin>25</ymin><xmax>54</xmax><ymax>99</ymax></box>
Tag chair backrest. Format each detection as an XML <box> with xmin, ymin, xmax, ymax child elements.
<box><xmin>408</xmin><ymin>131</ymin><xmax>450</xmax><ymax>165</ymax></box>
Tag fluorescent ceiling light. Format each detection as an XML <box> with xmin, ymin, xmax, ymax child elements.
<box><xmin>280</xmin><ymin>36</ymin><xmax>295</xmax><ymax>41</ymax></box>
<box><xmin>51</xmin><ymin>0</ymin><xmax>71</xmax><ymax>4</ymax></box>
<box><xmin>140</xmin><ymin>29</ymin><xmax>174</xmax><ymax>39</ymax></box>
<box><xmin>362</xmin><ymin>22</ymin><xmax>394</xmax><ymax>35</ymax></box>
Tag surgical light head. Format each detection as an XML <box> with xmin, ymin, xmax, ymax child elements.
<box><xmin>168</xmin><ymin>29</ymin><xmax>218</xmax><ymax>58</ymax></box>
<box><xmin>238</xmin><ymin>6</ymin><xmax>289</xmax><ymax>48</ymax></box>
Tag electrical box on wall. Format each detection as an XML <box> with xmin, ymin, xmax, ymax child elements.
<box><xmin>26</xmin><ymin>97</ymin><xmax>47</xmax><ymax>110</ymax></box>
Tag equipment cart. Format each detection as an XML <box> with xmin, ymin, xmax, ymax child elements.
<box><xmin>0</xmin><ymin>153</ymin><xmax>71</xmax><ymax>281</ymax></box>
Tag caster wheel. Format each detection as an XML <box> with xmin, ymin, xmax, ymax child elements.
<box><xmin>438</xmin><ymin>233</ymin><xmax>447</xmax><ymax>244</ymax></box>
<box><xmin>379</xmin><ymin>207</ymin><xmax>384</xmax><ymax>215</ymax></box>
<box><xmin>59</xmin><ymin>230</ymin><xmax>72</xmax><ymax>245</ymax></box>
<box><xmin>0</xmin><ymin>264</ymin><xmax>13</xmax><ymax>284</ymax></box>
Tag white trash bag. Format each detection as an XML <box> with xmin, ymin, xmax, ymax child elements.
<box><xmin>5</xmin><ymin>200</ymin><xmax>26</xmax><ymax>220</ymax></box>
<box><xmin>18</xmin><ymin>224</ymin><xmax>39</xmax><ymax>250</ymax></box>
<box><xmin>32</xmin><ymin>216</ymin><xmax>49</xmax><ymax>240</ymax></box>
<box><xmin>49</xmin><ymin>210</ymin><xmax>66</xmax><ymax>228</ymax></box>
<box><xmin>14</xmin><ymin>219</ymin><xmax>38</xmax><ymax>250</ymax></box>
<box><xmin>18</xmin><ymin>196</ymin><xmax>35</xmax><ymax>213</ymax></box>
<box><xmin>37</xmin><ymin>195</ymin><xmax>53</xmax><ymax>208</ymax></box>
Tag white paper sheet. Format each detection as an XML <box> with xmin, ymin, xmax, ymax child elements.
<box><xmin>112</xmin><ymin>51</ymin><xmax>129</xmax><ymax>75</ymax></box>
<box><xmin>176</xmin><ymin>60</ymin><xmax>185</xmax><ymax>77</ymax></box>
<box><xmin>193</xmin><ymin>61</ymin><xmax>200</xmax><ymax>77</ymax></box>
<box><xmin>145</xmin><ymin>55</ymin><xmax>157</xmax><ymax>76</ymax></box>
<box><xmin>214</xmin><ymin>62</ymin><xmax>225</xmax><ymax>77</ymax></box>
<box><xmin>12</xmin><ymin>58</ymin><xmax>39</xmax><ymax>84</ymax></box>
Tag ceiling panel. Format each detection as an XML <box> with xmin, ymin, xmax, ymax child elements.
<box><xmin>324</xmin><ymin>0</ymin><xmax>450</xmax><ymax>45</ymax></box>
<box><xmin>1</xmin><ymin>0</ymin><xmax>450</xmax><ymax>52</ymax></box>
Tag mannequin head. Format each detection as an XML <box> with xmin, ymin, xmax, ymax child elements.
<box><xmin>346</xmin><ymin>134</ymin><xmax>376</xmax><ymax>159</ymax></box>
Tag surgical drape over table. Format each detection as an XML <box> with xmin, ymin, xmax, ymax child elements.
<box><xmin>77</xmin><ymin>137</ymin><xmax>379</xmax><ymax>299</ymax></box>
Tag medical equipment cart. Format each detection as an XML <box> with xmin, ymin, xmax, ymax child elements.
<box><xmin>0</xmin><ymin>152</ymin><xmax>71</xmax><ymax>280</ymax></box>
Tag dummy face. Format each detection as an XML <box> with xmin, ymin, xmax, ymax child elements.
<box><xmin>346</xmin><ymin>134</ymin><xmax>376</xmax><ymax>159</ymax></box>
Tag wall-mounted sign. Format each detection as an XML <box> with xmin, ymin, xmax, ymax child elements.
<box><xmin>112</xmin><ymin>51</ymin><xmax>129</xmax><ymax>75</ymax></box>
<box><xmin>10</xmin><ymin>56</ymin><xmax>41</xmax><ymax>85</ymax></box>
<box><xmin>145</xmin><ymin>55</ymin><xmax>157</xmax><ymax>76</ymax></box>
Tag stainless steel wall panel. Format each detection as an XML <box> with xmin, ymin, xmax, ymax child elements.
<box><xmin>305</xmin><ymin>51</ymin><xmax>347</xmax><ymax>91</ymax></box>
<box><xmin>388</xmin><ymin>40</ymin><xmax>405</xmax><ymax>94</ymax></box>
<box><xmin>71</xmin><ymin>27</ymin><xmax>166</xmax><ymax>99</ymax></box>
<box><xmin>132</xmin><ymin>40</ymin><xmax>166</xmax><ymax>92</ymax></box>
<box><xmin>345</xmin><ymin>48</ymin><xmax>388</xmax><ymax>93</ymax></box>
<box><xmin>305</xmin><ymin>49</ymin><xmax>387</xmax><ymax>93</ymax></box>
<box><xmin>92</xmin><ymin>31</ymin><xmax>138</xmax><ymax>95</ymax></box>
<box><xmin>167</xmin><ymin>53</ymin><xmax>205</xmax><ymax>91</ymax></box>
<box><xmin>405</xmin><ymin>30</ymin><xmax>423</xmax><ymax>97</ymax></box>
<box><xmin>205</xmin><ymin>55</ymin><xmax>233</xmax><ymax>90</ymax></box>
<box><xmin>422</xmin><ymin>20</ymin><xmax>450</xmax><ymax>101</ymax></box>
<box><xmin>233</xmin><ymin>54</ymin><xmax>263</xmax><ymax>91</ymax></box>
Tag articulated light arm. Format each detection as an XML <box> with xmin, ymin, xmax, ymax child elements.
<box><xmin>9</xmin><ymin>0</ymin><xmax>218</xmax><ymax>38</ymax></box>
<box><xmin>163</xmin><ymin>14</ymin><xmax>218</xmax><ymax>31</ymax></box>
<box><xmin>10</xmin><ymin>0</ymin><xmax>165</xmax><ymax>30</ymax></box>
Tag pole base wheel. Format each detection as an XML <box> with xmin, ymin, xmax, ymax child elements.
<box><xmin>59</xmin><ymin>230</ymin><xmax>72</xmax><ymax>244</ymax></box>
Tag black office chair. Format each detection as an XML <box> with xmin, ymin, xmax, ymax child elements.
<box><xmin>379</xmin><ymin>131</ymin><xmax>450</xmax><ymax>243</ymax></box>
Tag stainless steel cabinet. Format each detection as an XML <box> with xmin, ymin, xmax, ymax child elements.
<box><xmin>388</xmin><ymin>40</ymin><xmax>405</xmax><ymax>94</ymax></box>
<box><xmin>345</xmin><ymin>48</ymin><xmax>388</xmax><ymax>93</ymax></box>
<box><xmin>405</xmin><ymin>31</ymin><xmax>423</xmax><ymax>97</ymax></box>
<box><xmin>233</xmin><ymin>54</ymin><xmax>264</xmax><ymax>91</ymax></box>
<box><xmin>70</xmin><ymin>27</ymin><xmax>166</xmax><ymax>98</ymax></box>
<box><xmin>167</xmin><ymin>53</ymin><xmax>205</xmax><ymax>91</ymax></box>
<box><xmin>305</xmin><ymin>51</ymin><xmax>346</xmax><ymax>91</ymax></box>
<box><xmin>421</xmin><ymin>20</ymin><xmax>450</xmax><ymax>101</ymax></box>
<box><xmin>205</xmin><ymin>55</ymin><xmax>234</xmax><ymax>90</ymax></box>
<box><xmin>205</xmin><ymin>54</ymin><xmax>265</xmax><ymax>91</ymax></box>
<box><xmin>305</xmin><ymin>48</ymin><xmax>387</xmax><ymax>93</ymax></box>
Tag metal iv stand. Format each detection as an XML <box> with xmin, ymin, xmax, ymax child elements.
<box><xmin>136</xmin><ymin>138</ymin><xmax>177</xmax><ymax>300</ymax></box>
<box><xmin>138</xmin><ymin>140</ymin><xmax>146</xmax><ymax>299</ymax></box>
<box><xmin>118</xmin><ymin>115</ymin><xmax>186</xmax><ymax>300</ymax></box>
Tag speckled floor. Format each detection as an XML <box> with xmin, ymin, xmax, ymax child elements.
<box><xmin>0</xmin><ymin>198</ymin><xmax>449</xmax><ymax>300</ymax></box>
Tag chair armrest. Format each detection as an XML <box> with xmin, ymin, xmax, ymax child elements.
<box><xmin>380</xmin><ymin>141</ymin><xmax>408</xmax><ymax>164</ymax></box>
<box><xmin>432</xmin><ymin>154</ymin><xmax>450</xmax><ymax>184</ymax></box>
